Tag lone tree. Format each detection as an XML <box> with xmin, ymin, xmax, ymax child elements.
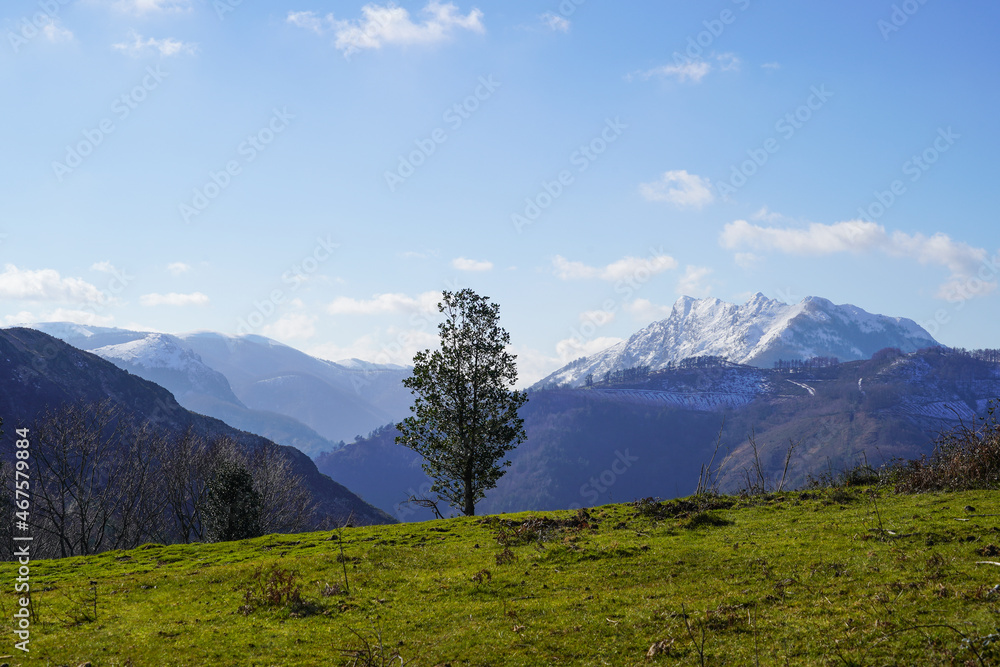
<box><xmin>396</xmin><ymin>289</ymin><xmax>528</xmax><ymax>516</ymax></box>
<box><xmin>202</xmin><ymin>458</ymin><xmax>263</xmax><ymax>542</ymax></box>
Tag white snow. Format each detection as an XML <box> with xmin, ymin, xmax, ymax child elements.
<box><xmin>535</xmin><ymin>293</ymin><xmax>939</xmax><ymax>388</ymax></box>
<box><xmin>787</xmin><ymin>380</ymin><xmax>816</xmax><ymax>396</ymax></box>
<box><xmin>93</xmin><ymin>334</ymin><xmax>204</xmax><ymax>372</ymax></box>
<box><xmin>594</xmin><ymin>389</ymin><xmax>756</xmax><ymax>411</ymax></box>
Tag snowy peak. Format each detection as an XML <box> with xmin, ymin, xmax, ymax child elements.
<box><xmin>94</xmin><ymin>334</ymin><xmax>207</xmax><ymax>373</ymax></box>
<box><xmin>87</xmin><ymin>332</ymin><xmax>244</xmax><ymax>407</ymax></box>
<box><xmin>535</xmin><ymin>294</ymin><xmax>939</xmax><ymax>388</ymax></box>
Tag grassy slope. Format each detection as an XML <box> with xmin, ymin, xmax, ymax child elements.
<box><xmin>3</xmin><ymin>489</ymin><xmax>999</xmax><ymax>666</ymax></box>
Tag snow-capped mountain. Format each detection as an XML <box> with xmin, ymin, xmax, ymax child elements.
<box><xmin>92</xmin><ymin>333</ymin><xmax>242</xmax><ymax>405</ymax></box>
<box><xmin>28</xmin><ymin>323</ymin><xmax>413</xmax><ymax>456</ymax></box>
<box><xmin>535</xmin><ymin>293</ymin><xmax>940</xmax><ymax>388</ymax></box>
<box><xmin>0</xmin><ymin>327</ymin><xmax>394</xmax><ymax>526</ymax></box>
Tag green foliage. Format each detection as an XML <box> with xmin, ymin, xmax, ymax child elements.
<box><xmin>203</xmin><ymin>458</ymin><xmax>263</xmax><ymax>542</ymax></box>
<box><xmin>396</xmin><ymin>289</ymin><xmax>528</xmax><ymax>516</ymax></box>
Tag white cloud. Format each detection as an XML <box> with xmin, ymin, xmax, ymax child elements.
<box><xmin>716</xmin><ymin>52</ymin><xmax>741</xmax><ymax>72</ymax></box>
<box><xmin>632</xmin><ymin>53</ymin><xmax>740</xmax><ymax>84</ymax></box>
<box><xmin>887</xmin><ymin>231</ymin><xmax>996</xmax><ymax>300</ymax></box>
<box><xmin>5</xmin><ymin>309</ymin><xmax>115</xmax><ymax>327</ymax></box>
<box><xmin>734</xmin><ymin>252</ymin><xmax>761</xmax><ymax>270</ymax></box>
<box><xmin>42</xmin><ymin>19</ymin><xmax>73</xmax><ymax>43</ymax></box>
<box><xmin>721</xmin><ymin>219</ymin><xmax>998</xmax><ymax>300</ymax></box>
<box><xmin>90</xmin><ymin>261</ymin><xmax>119</xmax><ymax>274</ymax></box>
<box><xmin>677</xmin><ymin>265</ymin><xmax>714</xmax><ymax>297</ymax></box>
<box><xmin>639</xmin><ymin>170</ymin><xmax>714</xmax><ymax>208</ymax></box>
<box><xmin>555</xmin><ymin>336</ymin><xmax>624</xmax><ymax>363</ymax></box>
<box><xmin>937</xmin><ymin>275</ymin><xmax>996</xmax><ymax>300</ymax></box>
<box><xmin>720</xmin><ymin>219</ymin><xmax>885</xmax><ymax>255</ymax></box>
<box><xmin>287</xmin><ymin>10</ymin><xmax>327</xmax><ymax>34</ymax></box>
<box><xmin>166</xmin><ymin>262</ymin><xmax>191</xmax><ymax>276</ymax></box>
<box><xmin>623</xmin><ymin>298</ymin><xmax>672</xmax><ymax>322</ymax></box>
<box><xmin>506</xmin><ymin>345</ymin><xmax>562</xmax><ymax>388</ymax></box>
<box><xmin>97</xmin><ymin>0</ymin><xmax>192</xmax><ymax>14</ymax></box>
<box><xmin>553</xmin><ymin>253</ymin><xmax>678</xmax><ymax>282</ymax></box>
<box><xmin>398</xmin><ymin>250</ymin><xmax>437</xmax><ymax>259</ymax></box>
<box><xmin>113</xmin><ymin>31</ymin><xmax>197</xmax><ymax>58</ymax></box>
<box><xmin>751</xmin><ymin>206</ymin><xmax>785</xmax><ymax>222</ymax></box>
<box><xmin>540</xmin><ymin>12</ymin><xmax>570</xmax><ymax>32</ymax></box>
<box><xmin>287</xmin><ymin>1</ymin><xmax>485</xmax><ymax>56</ymax></box>
<box><xmin>638</xmin><ymin>60</ymin><xmax>711</xmax><ymax>83</ymax></box>
<box><xmin>308</xmin><ymin>326</ymin><xmax>438</xmax><ymax>366</ymax></box>
<box><xmin>551</xmin><ymin>256</ymin><xmax>597</xmax><ymax>280</ymax></box>
<box><xmin>579</xmin><ymin>309</ymin><xmax>615</xmax><ymax>326</ymax></box>
<box><xmin>0</xmin><ymin>265</ymin><xmax>106</xmax><ymax>303</ymax></box>
<box><xmin>761</xmin><ymin>62</ymin><xmax>781</xmax><ymax>70</ymax></box>
<box><xmin>326</xmin><ymin>291</ymin><xmax>441</xmax><ymax>316</ymax></box>
<box><xmin>3</xmin><ymin>311</ymin><xmax>36</xmax><ymax>326</ymax></box>
<box><xmin>261</xmin><ymin>313</ymin><xmax>318</xmax><ymax>341</ymax></box>
<box><xmin>140</xmin><ymin>292</ymin><xmax>209</xmax><ymax>306</ymax></box>
<box><xmin>451</xmin><ymin>257</ymin><xmax>493</xmax><ymax>272</ymax></box>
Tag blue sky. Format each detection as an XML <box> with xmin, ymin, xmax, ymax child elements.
<box><xmin>1</xmin><ymin>0</ymin><xmax>998</xmax><ymax>385</ymax></box>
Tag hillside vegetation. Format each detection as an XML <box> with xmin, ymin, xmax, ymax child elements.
<box><xmin>320</xmin><ymin>348</ymin><xmax>1000</xmax><ymax>521</ymax></box>
<box><xmin>3</xmin><ymin>486</ymin><xmax>999</xmax><ymax>665</ymax></box>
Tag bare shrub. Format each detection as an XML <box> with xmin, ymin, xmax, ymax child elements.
<box><xmin>895</xmin><ymin>401</ymin><xmax>1000</xmax><ymax>492</ymax></box>
<box><xmin>239</xmin><ymin>564</ymin><xmax>305</xmax><ymax>615</ymax></box>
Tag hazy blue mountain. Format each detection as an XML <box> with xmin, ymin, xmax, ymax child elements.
<box><xmin>29</xmin><ymin>323</ymin><xmax>413</xmax><ymax>457</ymax></box>
<box><xmin>0</xmin><ymin>327</ymin><xmax>394</xmax><ymax>526</ymax></box>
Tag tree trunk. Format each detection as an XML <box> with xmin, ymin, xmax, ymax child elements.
<box><xmin>464</xmin><ymin>464</ymin><xmax>475</xmax><ymax>516</ymax></box>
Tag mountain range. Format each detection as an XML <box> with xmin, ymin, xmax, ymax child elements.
<box><xmin>30</xmin><ymin>323</ymin><xmax>413</xmax><ymax>458</ymax></box>
<box><xmin>7</xmin><ymin>294</ymin><xmax>996</xmax><ymax>524</ymax></box>
<box><xmin>534</xmin><ymin>294</ymin><xmax>940</xmax><ymax>388</ymax></box>
<box><xmin>0</xmin><ymin>327</ymin><xmax>392</xmax><ymax>526</ymax></box>
<box><xmin>319</xmin><ymin>347</ymin><xmax>1000</xmax><ymax>521</ymax></box>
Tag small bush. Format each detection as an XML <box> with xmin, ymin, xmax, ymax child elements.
<box><xmin>683</xmin><ymin>511</ymin><xmax>732</xmax><ymax>530</ymax></box>
<box><xmin>489</xmin><ymin>509</ymin><xmax>596</xmax><ymax>548</ymax></box>
<box><xmin>806</xmin><ymin>458</ymin><xmax>886</xmax><ymax>490</ymax></box>
<box><xmin>239</xmin><ymin>564</ymin><xmax>305</xmax><ymax>615</ymax></box>
<box><xmin>895</xmin><ymin>402</ymin><xmax>1000</xmax><ymax>492</ymax></box>
<box><xmin>321</xmin><ymin>582</ymin><xmax>346</xmax><ymax>597</ymax></box>
<box><xmin>495</xmin><ymin>547</ymin><xmax>516</xmax><ymax>565</ymax></box>
<box><xmin>631</xmin><ymin>496</ymin><xmax>734</xmax><ymax>520</ymax></box>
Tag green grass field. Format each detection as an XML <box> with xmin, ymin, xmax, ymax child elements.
<box><xmin>3</xmin><ymin>488</ymin><xmax>999</xmax><ymax>666</ymax></box>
